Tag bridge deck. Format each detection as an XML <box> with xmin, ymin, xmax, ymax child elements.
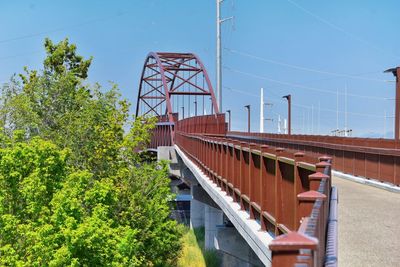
<box><xmin>333</xmin><ymin>176</ymin><xmax>400</xmax><ymax>267</ymax></box>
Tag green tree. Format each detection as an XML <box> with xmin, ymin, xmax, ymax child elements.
<box><xmin>0</xmin><ymin>38</ymin><xmax>182</xmax><ymax>266</ymax></box>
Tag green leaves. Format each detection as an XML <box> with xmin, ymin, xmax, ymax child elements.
<box><xmin>0</xmin><ymin>38</ymin><xmax>182</xmax><ymax>266</ymax></box>
<box><xmin>43</xmin><ymin>38</ymin><xmax>92</xmax><ymax>79</ymax></box>
<box><xmin>0</xmin><ymin>133</ymin><xmax>181</xmax><ymax>266</ymax></box>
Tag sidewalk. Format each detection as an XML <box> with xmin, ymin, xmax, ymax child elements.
<box><xmin>332</xmin><ymin>176</ymin><xmax>400</xmax><ymax>267</ymax></box>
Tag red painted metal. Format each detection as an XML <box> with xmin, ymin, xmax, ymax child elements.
<box><xmin>228</xmin><ymin>131</ymin><xmax>400</xmax><ymax>186</ymax></box>
<box><xmin>397</xmin><ymin>67</ymin><xmax>400</xmax><ymax>140</ymax></box>
<box><xmin>136</xmin><ymin>52</ymin><xmax>220</xmax><ymax>144</ymax></box>
<box><xmin>139</xmin><ymin>51</ymin><xmax>338</xmax><ymax>267</ymax></box>
<box><xmin>174</xmin><ymin>128</ymin><xmax>334</xmax><ymax>267</ymax></box>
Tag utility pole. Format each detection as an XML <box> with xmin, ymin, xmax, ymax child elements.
<box><xmin>284</xmin><ymin>119</ymin><xmax>288</xmax><ymax>134</ymax></box>
<box><xmin>260</xmin><ymin>88</ymin><xmax>264</xmax><ymax>133</ymax></box>
<box><xmin>278</xmin><ymin>115</ymin><xmax>281</xmax><ymax>134</ymax></box>
<box><xmin>226</xmin><ymin>109</ymin><xmax>231</xmax><ymax>131</ymax></box>
<box><xmin>336</xmin><ymin>88</ymin><xmax>339</xmax><ymax>133</ymax></box>
<box><xmin>283</xmin><ymin>95</ymin><xmax>291</xmax><ymax>135</ymax></box>
<box><xmin>384</xmin><ymin>110</ymin><xmax>386</xmax><ymax>138</ymax></box>
<box><xmin>260</xmin><ymin>88</ymin><xmax>273</xmax><ymax>133</ymax></box>
<box><xmin>344</xmin><ymin>83</ymin><xmax>348</xmax><ymax>137</ymax></box>
<box><xmin>216</xmin><ymin>0</ymin><xmax>233</xmax><ymax>111</ymax></box>
<box><xmin>311</xmin><ymin>104</ymin><xmax>314</xmax><ymax>134</ymax></box>
<box><xmin>318</xmin><ymin>101</ymin><xmax>321</xmax><ymax>135</ymax></box>
<box><xmin>245</xmin><ymin>105</ymin><xmax>251</xmax><ymax>133</ymax></box>
<box><xmin>384</xmin><ymin>67</ymin><xmax>400</xmax><ymax>140</ymax></box>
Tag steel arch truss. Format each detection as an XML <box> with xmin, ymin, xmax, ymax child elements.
<box><xmin>136</xmin><ymin>52</ymin><xmax>219</xmax><ymax>123</ymax></box>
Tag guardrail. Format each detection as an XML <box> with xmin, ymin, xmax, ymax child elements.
<box><xmin>175</xmin><ymin>129</ymin><xmax>336</xmax><ymax>267</ymax></box>
<box><xmin>149</xmin><ymin>121</ymin><xmax>174</xmax><ymax>148</ymax></box>
<box><xmin>228</xmin><ymin>132</ymin><xmax>400</xmax><ymax>186</ymax></box>
<box><xmin>176</xmin><ymin>113</ymin><xmax>226</xmax><ymax>135</ymax></box>
<box><xmin>149</xmin><ymin>114</ymin><xmax>226</xmax><ymax>149</ymax></box>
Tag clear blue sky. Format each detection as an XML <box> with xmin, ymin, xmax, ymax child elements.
<box><xmin>0</xmin><ymin>0</ymin><xmax>398</xmax><ymax>137</ymax></box>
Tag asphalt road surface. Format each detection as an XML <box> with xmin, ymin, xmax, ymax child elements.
<box><xmin>332</xmin><ymin>176</ymin><xmax>400</xmax><ymax>267</ymax></box>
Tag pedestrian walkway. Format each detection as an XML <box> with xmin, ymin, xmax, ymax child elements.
<box><xmin>332</xmin><ymin>176</ymin><xmax>400</xmax><ymax>267</ymax></box>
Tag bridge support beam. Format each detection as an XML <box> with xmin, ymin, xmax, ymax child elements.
<box><xmin>205</xmin><ymin>205</ymin><xmax>224</xmax><ymax>249</ymax></box>
<box><xmin>190</xmin><ymin>193</ymin><xmax>205</xmax><ymax>228</ymax></box>
<box><xmin>159</xmin><ymin>146</ymin><xmax>267</xmax><ymax>266</ymax></box>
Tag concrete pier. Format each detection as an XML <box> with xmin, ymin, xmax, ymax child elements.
<box><xmin>159</xmin><ymin>146</ymin><xmax>269</xmax><ymax>266</ymax></box>
<box><xmin>204</xmin><ymin>205</ymin><xmax>224</xmax><ymax>249</ymax></box>
<box><xmin>190</xmin><ymin>197</ymin><xmax>205</xmax><ymax>228</ymax></box>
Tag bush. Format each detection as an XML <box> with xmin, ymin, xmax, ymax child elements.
<box><xmin>0</xmin><ymin>38</ymin><xmax>182</xmax><ymax>266</ymax></box>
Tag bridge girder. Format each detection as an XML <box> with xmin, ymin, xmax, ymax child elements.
<box><xmin>136</xmin><ymin>52</ymin><xmax>219</xmax><ymax>123</ymax></box>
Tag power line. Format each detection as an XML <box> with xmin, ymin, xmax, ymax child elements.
<box><xmin>224</xmin><ymin>85</ymin><xmax>389</xmax><ymax>118</ymax></box>
<box><xmin>0</xmin><ymin>11</ymin><xmax>127</xmax><ymax>45</ymax></box>
<box><xmin>224</xmin><ymin>48</ymin><xmax>389</xmax><ymax>82</ymax></box>
<box><xmin>227</xmin><ymin>85</ymin><xmax>389</xmax><ymax>120</ymax></box>
<box><xmin>287</xmin><ymin>0</ymin><xmax>400</xmax><ymax>60</ymax></box>
<box><xmin>291</xmin><ymin>100</ymin><xmax>386</xmax><ymax>118</ymax></box>
<box><xmin>225</xmin><ymin>85</ymin><xmax>285</xmax><ymax>104</ymax></box>
<box><xmin>224</xmin><ymin>85</ymin><xmax>285</xmax><ymax>118</ymax></box>
<box><xmin>0</xmin><ymin>50</ymin><xmax>42</xmax><ymax>62</ymax></box>
<box><xmin>223</xmin><ymin>65</ymin><xmax>389</xmax><ymax>100</ymax></box>
<box><xmin>224</xmin><ymin>86</ymin><xmax>258</xmax><ymax>98</ymax></box>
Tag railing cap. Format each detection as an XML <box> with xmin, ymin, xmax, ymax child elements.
<box><xmin>249</xmin><ymin>143</ymin><xmax>258</xmax><ymax>148</ymax></box>
<box><xmin>308</xmin><ymin>172</ymin><xmax>330</xmax><ymax>180</ymax></box>
<box><xmin>294</xmin><ymin>152</ymin><xmax>305</xmax><ymax>157</ymax></box>
<box><xmin>318</xmin><ymin>155</ymin><xmax>332</xmax><ymax>162</ymax></box>
<box><xmin>297</xmin><ymin>190</ymin><xmax>327</xmax><ymax>201</ymax></box>
<box><xmin>269</xmin><ymin>231</ymin><xmax>318</xmax><ymax>251</ymax></box>
<box><xmin>315</xmin><ymin>161</ymin><xmax>331</xmax><ymax>168</ymax></box>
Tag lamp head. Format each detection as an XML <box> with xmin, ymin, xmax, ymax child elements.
<box><xmin>384</xmin><ymin>67</ymin><xmax>399</xmax><ymax>77</ymax></box>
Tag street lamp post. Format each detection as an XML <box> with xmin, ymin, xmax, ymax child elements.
<box><xmin>283</xmin><ymin>94</ymin><xmax>291</xmax><ymax>135</ymax></box>
<box><xmin>385</xmin><ymin>67</ymin><xmax>400</xmax><ymax>140</ymax></box>
<box><xmin>181</xmin><ymin>106</ymin><xmax>185</xmax><ymax>119</ymax></box>
<box><xmin>244</xmin><ymin>105</ymin><xmax>251</xmax><ymax>133</ymax></box>
<box><xmin>226</xmin><ymin>110</ymin><xmax>231</xmax><ymax>131</ymax></box>
<box><xmin>194</xmin><ymin>100</ymin><xmax>197</xmax><ymax>116</ymax></box>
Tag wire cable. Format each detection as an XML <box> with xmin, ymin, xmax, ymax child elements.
<box><xmin>224</xmin><ymin>48</ymin><xmax>389</xmax><ymax>82</ymax></box>
<box><xmin>223</xmin><ymin>65</ymin><xmax>390</xmax><ymax>100</ymax></box>
<box><xmin>224</xmin><ymin>85</ymin><xmax>388</xmax><ymax>118</ymax></box>
<box><xmin>287</xmin><ymin>0</ymin><xmax>400</xmax><ymax>60</ymax></box>
<box><xmin>0</xmin><ymin>11</ymin><xmax>128</xmax><ymax>44</ymax></box>
<box><xmin>0</xmin><ymin>50</ymin><xmax>42</xmax><ymax>62</ymax></box>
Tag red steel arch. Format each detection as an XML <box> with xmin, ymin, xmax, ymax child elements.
<box><xmin>135</xmin><ymin>52</ymin><xmax>219</xmax><ymax>123</ymax></box>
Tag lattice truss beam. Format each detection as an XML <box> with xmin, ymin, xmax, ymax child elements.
<box><xmin>136</xmin><ymin>52</ymin><xmax>219</xmax><ymax>122</ymax></box>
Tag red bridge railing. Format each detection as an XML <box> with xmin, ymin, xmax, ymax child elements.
<box><xmin>149</xmin><ymin>121</ymin><xmax>174</xmax><ymax>148</ymax></box>
<box><xmin>148</xmin><ymin>113</ymin><xmax>178</xmax><ymax>149</ymax></box>
<box><xmin>164</xmin><ymin>115</ymin><xmax>337</xmax><ymax>267</ymax></box>
<box><xmin>149</xmin><ymin>114</ymin><xmax>226</xmax><ymax>149</ymax></box>
<box><xmin>228</xmin><ymin>131</ymin><xmax>400</xmax><ymax>186</ymax></box>
<box><xmin>176</xmin><ymin>114</ymin><xmax>226</xmax><ymax>135</ymax></box>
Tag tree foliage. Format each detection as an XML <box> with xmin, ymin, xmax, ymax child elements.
<box><xmin>0</xmin><ymin>38</ymin><xmax>181</xmax><ymax>266</ymax></box>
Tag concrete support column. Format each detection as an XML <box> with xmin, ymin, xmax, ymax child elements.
<box><xmin>217</xmin><ymin>227</ymin><xmax>263</xmax><ymax>267</ymax></box>
<box><xmin>205</xmin><ymin>205</ymin><xmax>224</xmax><ymax>250</ymax></box>
<box><xmin>190</xmin><ymin>198</ymin><xmax>205</xmax><ymax>229</ymax></box>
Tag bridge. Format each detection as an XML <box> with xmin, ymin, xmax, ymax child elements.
<box><xmin>136</xmin><ymin>52</ymin><xmax>400</xmax><ymax>267</ymax></box>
